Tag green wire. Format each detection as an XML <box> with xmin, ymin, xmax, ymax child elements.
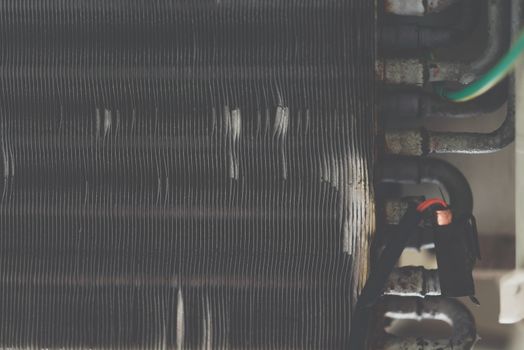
<box><xmin>435</xmin><ymin>30</ymin><xmax>524</xmax><ymax>102</ymax></box>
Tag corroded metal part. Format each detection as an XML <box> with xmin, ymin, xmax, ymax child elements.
<box><xmin>373</xmin><ymin>297</ymin><xmax>477</xmax><ymax>350</ymax></box>
<box><xmin>376</xmin><ymin>59</ymin><xmax>425</xmax><ymax>86</ymax></box>
<box><xmin>428</xmin><ymin>62</ymin><xmax>469</xmax><ymax>83</ymax></box>
<box><xmin>384</xmin><ymin>267</ymin><xmax>441</xmax><ymax>297</ymax></box>
<box><xmin>384</xmin><ymin>129</ymin><xmax>425</xmax><ymax>155</ymax></box>
<box><xmin>384</xmin><ymin>0</ymin><xmax>460</xmax><ymax>16</ymax></box>
<box><xmin>384</xmin><ymin>129</ymin><xmax>426</xmax><ymax>156</ymax></box>
<box><xmin>384</xmin><ymin>197</ymin><xmax>425</xmax><ymax>225</ymax></box>
<box><xmin>385</xmin><ymin>199</ymin><xmax>410</xmax><ymax>225</ymax></box>
<box><xmin>384</xmin><ymin>0</ymin><xmax>425</xmax><ymax>16</ymax></box>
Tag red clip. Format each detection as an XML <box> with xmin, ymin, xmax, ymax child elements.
<box><xmin>417</xmin><ymin>198</ymin><xmax>448</xmax><ymax>213</ymax></box>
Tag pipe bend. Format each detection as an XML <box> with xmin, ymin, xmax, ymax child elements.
<box><xmin>381</xmin><ymin>79</ymin><xmax>507</xmax><ymax>120</ymax></box>
<box><xmin>428</xmin><ymin>76</ymin><xmax>515</xmax><ymax>154</ymax></box>
<box><xmin>378</xmin><ymin>296</ymin><xmax>477</xmax><ymax>350</ymax></box>
<box><xmin>385</xmin><ymin>75</ymin><xmax>515</xmax><ymax>155</ymax></box>
<box><xmin>380</xmin><ymin>157</ymin><xmax>473</xmax><ymax>217</ymax></box>
<box><xmin>429</xmin><ymin>0</ymin><xmax>510</xmax><ymax>84</ymax></box>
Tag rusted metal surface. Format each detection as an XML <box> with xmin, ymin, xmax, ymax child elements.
<box><xmin>377</xmin><ymin>59</ymin><xmax>425</xmax><ymax>86</ymax></box>
<box><xmin>384</xmin><ymin>197</ymin><xmax>425</xmax><ymax>224</ymax></box>
<box><xmin>428</xmin><ymin>62</ymin><xmax>469</xmax><ymax>83</ymax></box>
<box><xmin>384</xmin><ymin>0</ymin><xmax>460</xmax><ymax>16</ymax></box>
<box><xmin>384</xmin><ymin>129</ymin><xmax>426</xmax><ymax>155</ymax></box>
<box><xmin>373</xmin><ymin>297</ymin><xmax>477</xmax><ymax>350</ymax></box>
<box><xmin>384</xmin><ymin>0</ymin><xmax>425</xmax><ymax>16</ymax></box>
<box><xmin>384</xmin><ymin>267</ymin><xmax>441</xmax><ymax>297</ymax></box>
<box><xmin>385</xmin><ymin>199</ymin><xmax>411</xmax><ymax>225</ymax></box>
<box><xmin>385</xmin><ymin>129</ymin><xmax>425</xmax><ymax>155</ymax></box>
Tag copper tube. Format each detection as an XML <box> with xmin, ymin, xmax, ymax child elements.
<box><xmin>436</xmin><ymin>209</ymin><xmax>454</xmax><ymax>226</ymax></box>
